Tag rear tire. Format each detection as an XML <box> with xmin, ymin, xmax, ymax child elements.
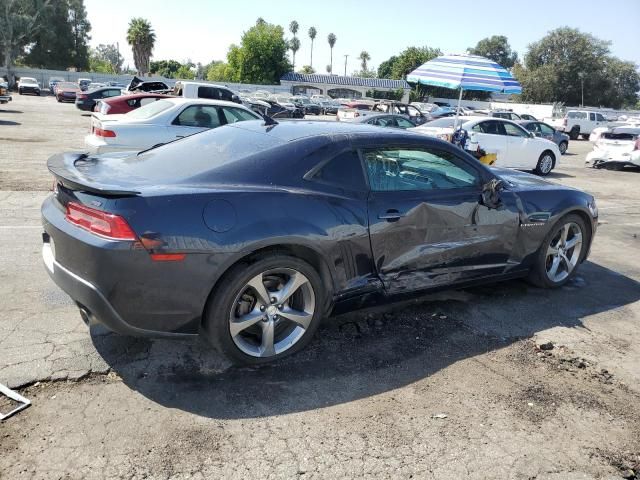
<box><xmin>203</xmin><ymin>254</ymin><xmax>326</xmax><ymax>365</ymax></box>
<box><xmin>528</xmin><ymin>213</ymin><xmax>588</xmax><ymax>288</ymax></box>
<box><xmin>558</xmin><ymin>141</ymin><xmax>568</xmax><ymax>155</ymax></box>
<box><xmin>534</xmin><ymin>151</ymin><xmax>555</xmax><ymax>176</ymax></box>
<box><xmin>569</xmin><ymin>127</ymin><xmax>579</xmax><ymax>140</ymax></box>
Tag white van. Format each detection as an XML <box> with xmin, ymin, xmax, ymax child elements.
<box><xmin>173</xmin><ymin>81</ymin><xmax>241</xmax><ymax>104</ymax></box>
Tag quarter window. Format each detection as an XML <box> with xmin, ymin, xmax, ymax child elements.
<box><xmin>311</xmin><ymin>150</ymin><xmax>366</xmax><ymax>191</ymax></box>
<box><xmin>503</xmin><ymin>123</ymin><xmax>528</xmax><ymax>137</ymax></box>
<box><xmin>220</xmin><ymin>107</ymin><xmax>259</xmax><ymax>123</ymax></box>
<box><xmin>362</xmin><ymin>148</ymin><xmax>479</xmax><ymax>192</ymax></box>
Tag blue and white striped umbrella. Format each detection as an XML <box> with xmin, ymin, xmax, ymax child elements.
<box><xmin>406</xmin><ymin>54</ymin><xmax>522</xmax><ymax>94</ymax></box>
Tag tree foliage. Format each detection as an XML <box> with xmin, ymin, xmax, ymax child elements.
<box><xmin>217</xmin><ymin>20</ymin><xmax>291</xmax><ymax>84</ymax></box>
<box><xmin>126</xmin><ymin>17</ymin><xmax>155</xmax><ymax>76</ymax></box>
<box><xmin>0</xmin><ymin>0</ymin><xmax>51</xmax><ymax>84</ymax></box>
<box><xmin>327</xmin><ymin>33</ymin><xmax>336</xmax><ymax>73</ymax></box>
<box><xmin>358</xmin><ymin>50</ymin><xmax>370</xmax><ymax>71</ymax></box>
<box><xmin>289</xmin><ymin>36</ymin><xmax>300</xmax><ymax>70</ymax></box>
<box><xmin>299</xmin><ymin>65</ymin><xmax>315</xmax><ymax>74</ymax></box>
<box><xmin>308</xmin><ymin>26</ymin><xmax>316</xmax><ymax>68</ymax></box>
<box><xmin>88</xmin><ymin>44</ymin><xmax>122</xmax><ymax>74</ymax></box>
<box><xmin>516</xmin><ymin>27</ymin><xmax>639</xmax><ymax>108</ymax></box>
<box><xmin>468</xmin><ymin>35</ymin><xmax>518</xmax><ymax>69</ymax></box>
<box><xmin>150</xmin><ymin>59</ymin><xmax>182</xmax><ymax>78</ymax></box>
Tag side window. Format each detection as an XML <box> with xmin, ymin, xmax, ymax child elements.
<box><xmin>139</xmin><ymin>97</ymin><xmax>160</xmax><ymax>107</ymax></box>
<box><xmin>503</xmin><ymin>123</ymin><xmax>528</xmax><ymax>137</ymax></box>
<box><xmin>524</xmin><ymin>123</ymin><xmax>538</xmax><ymax>133</ymax></box>
<box><xmin>173</xmin><ymin>105</ymin><xmax>222</xmax><ymax>128</ymax></box>
<box><xmin>362</xmin><ymin>148</ymin><xmax>479</xmax><ymax>192</ymax></box>
<box><xmin>596</xmin><ymin>113</ymin><xmax>605</xmax><ymax>121</ymax></box>
<box><xmin>407</xmin><ymin>106</ymin><xmax>421</xmax><ymax>117</ymax></box>
<box><xmin>127</xmin><ymin>99</ymin><xmax>137</xmax><ymax>107</ymax></box>
<box><xmin>310</xmin><ymin>150</ymin><xmax>366</xmax><ymax>191</ymax></box>
<box><xmin>589</xmin><ymin>113</ymin><xmax>596</xmax><ymax>121</ymax></box>
<box><xmin>107</xmin><ymin>89</ymin><xmax>120</xmax><ymax>97</ymax></box>
<box><xmin>375</xmin><ymin>117</ymin><xmax>396</xmax><ymax>128</ymax></box>
<box><xmin>221</xmin><ymin>107</ymin><xmax>258</xmax><ymax>123</ymax></box>
<box><xmin>197</xmin><ymin>86</ymin><xmax>219</xmax><ymax>100</ymax></box>
<box><xmin>218</xmin><ymin>88</ymin><xmax>234</xmax><ymax>101</ymax></box>
<box><xmin>396</xmin><ymin>118</ymin><xmax>415</xmax><ymax>129</ymax></box>
<box><xmin>539</xmin><ymin>123</ymin><xmax>555</xmax><ymax>135</ymax></box>
<box><xmin>478</xmin><ymin>120</ymin><xmax>504</xmax><ymax>135</ymax></box>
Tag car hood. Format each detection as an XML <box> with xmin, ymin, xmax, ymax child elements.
<box><xmin>492</xmin><ymin>168</ymin><xmax>569</xmax><ymax>191</ymax></box>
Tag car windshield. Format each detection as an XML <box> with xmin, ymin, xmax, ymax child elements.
<box><xmin>58</xmin><ymin>83</ymin><xmax>77</xmax><ymax>89</ymax></box>
<box><xmin>422</xmin><ymin>118</ymin><xmax>457</xmax><ymax>127</ymax></box>
<box><xmin>126</xmin><ymin>99</ymin><xmax>174</xmax><ymax>119</ymax></box>
<box><xmin>602</xmin><ymin>132</ymin><xmax>638</xmax><ymax>141</ymax></box>
<box><xmin>21</xmin><ymin>78</ymin><xmax>37</xmax><ymax>84</ymax></box>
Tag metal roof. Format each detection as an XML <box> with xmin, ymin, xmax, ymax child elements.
<box><xmin>280</xmin><ymin>73</ymin><xmax>411</xmax><ymax>90</ymax></box>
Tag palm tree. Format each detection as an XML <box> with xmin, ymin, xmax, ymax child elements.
<box><xmin>289</xmin><ymin>20</ymin><xmax>299</xmax><ymax>37</ymax></box>
<box><xmin>308</xmin><ymin>26</ymin><xmax>317</xmax><ymax>68</ymax></box>
<box><xmin>358</xmin><ymin>51</ymin><xmax>371</xmax><ymax>72</ymax></box>
<box><xmin>289</xmin><ymin>37</ymin><xmax>300</xmax><ymax>70</ymax></box>
<box><xmin>327</xmin><ymin>33</ymin><xmax>336</xmax><ymax>74</ymax></box>
<box><xmin>126</xmin><ymin>18</ymin><xmax>155</xmax><ymax>76</ymax></box>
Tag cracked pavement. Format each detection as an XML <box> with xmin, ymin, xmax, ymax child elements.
<box><xmin>1</xmin><ymin>95</ymin><xmax>639</xmax><ymax>479</ymax></box>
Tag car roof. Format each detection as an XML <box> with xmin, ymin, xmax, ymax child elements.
<box><xmin>152</xmin><ymin>97</ymin><xmax>249</xmax><ymax>109</ymax></box>
<box><xmin>462</xmin><ymin>116</ymin><xmax>523</xmax><ymax>128</ymax></box>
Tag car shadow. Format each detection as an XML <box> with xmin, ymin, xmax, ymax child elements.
<box><xmin>92</xmin><ymin>261</ymin><xmax>640</xmax><ymax>419</ymax></box>
<box><xmin>0</xmin><ymin>120</ymin><xmax>21</xmax><ymax>126</ymax></box>
<box><xmin>0</xmin><ymin>109</ymin><xmax>22</xmax><ymax>114</ymax></box>
<box><xmin>547</xmin><ymin>171</ymin><xmax>574</xmax><ymax>179</ymax></box>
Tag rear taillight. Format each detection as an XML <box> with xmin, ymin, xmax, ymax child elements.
<box><xmin>94</xmin><ymin>127</ymin><xmax>116</xmax><ymax>137</ymax></box>
<box><xmin>66</xmin><ymin>202</ymin><xmax>137</xmax><ymax>240</ymax></box>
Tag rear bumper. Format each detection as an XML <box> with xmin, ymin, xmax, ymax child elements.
<box><xmin>585</xmin><ymin>150</ymin><xmax>640</xmax><ymax>167</ymax></box>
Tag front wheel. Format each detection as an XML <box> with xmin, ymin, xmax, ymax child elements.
<box><xmin>203</xmin><ymin>255</ymin><xmax>326</xmax><ymax>364</ymax></box>
<box><xmin>535</xmin><ymin>151</ymin><xmax>555</xmax><ymax>176</ymax></box>
<box><xmin>569</xmin><ymin>127</ymin><xmax>580</xmax><ymax>140</ymax></box>
<box><xmin>528</xmin><ymin>214</ymin><xmax>587</xmax><ymax>288</ymax></box>
<box><xmin>558</xmin><ymin>141</ymin><xmax>568</xmax><ymax>155</ymax></box>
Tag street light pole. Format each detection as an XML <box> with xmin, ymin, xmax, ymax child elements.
<box><xmin>578</xmin><ymin>72</ymin><xmax>585</xmax><ymax>107</ymax></box>
<box><xmin>344</xmin><ymin>55</ymin><xmax>349</xmax><ymax>76</ymax></box>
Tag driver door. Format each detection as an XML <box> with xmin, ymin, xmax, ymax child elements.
<box><xmin>362</xmin><ymin>144</ymin><xmax>520</xmax><ymax>293</ymax></box>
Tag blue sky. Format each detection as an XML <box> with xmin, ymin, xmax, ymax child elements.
<box><xmin>85</xmin><ymin>0</ymin><xmax>640</xmax><ymax>75</ymax></box>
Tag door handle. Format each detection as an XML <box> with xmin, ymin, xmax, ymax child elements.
<box><xmin>378</xmin><ymin>209</ymin><xmax>405</xmax><ymax>221</ymax></box>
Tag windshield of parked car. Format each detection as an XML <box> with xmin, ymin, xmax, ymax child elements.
<box><xmin>21</xmin><ymin>78</ymin><xmax>38</xmax><ymax>84</ymax></box>
<box><xmin>58</xmin><ymin>82</ymin><xmax>77</xmax><ymax>89</ymax></box>
<box><xmin>126</xmin><ymin>99</ymin><xmax>174</xmax><ymax>119</ymax></box>
<box><xmin>602</xmin><ymin>132</ymin><xmax>639</xmax><ymax>141</ymax></box>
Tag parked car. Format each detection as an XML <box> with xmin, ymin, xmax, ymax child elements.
<box><xmin>96</xmin><ymin>93</ymin><xmax>169</xmax><ymax>115</ymax></box>
<box><xmin>520</xmin><ymin>114</ymin><xmax>538</xmax><ymax>121</ymax></box>
<box><xmin>85</xmin><ymin>98</ymin><xmax>261</xmax><ymax>153</ymax></box>
<box><xmin>434</xmin><ymin>101</ymin><xmax>450</xmax><ymax>107</ymax></box>
<box><xmin>551</xmin><ymin>110</ymin><xmax>608</xmax><ymax>140</ymax></box>
<box><xmin>417</xmin><ymin>117</ymin><xmax>560</xmax><ymax>175</ymax></box>
<box><xmin>338</xmin><ymin>101</ymin><xmax>428</xmax><ymax>125</ymax></box>
<box><xmin>430</xmin><ymin>106</ymin><xmax>457</xmax><ymax>119</ymax></box>
<box><xmin>585</xmin><ymin>127</ymin><xmax>640</xmax><ymax>170</ymax></box>
<box><xmin>410</xmin><ymin>102</ymin><xmax>438</xmax><ymax>113</ymax></box>
<box><xmin>490</xmin><ymin>111</ymin><xmax>522</xmax><ymax>121</ymax></box>
<box><xmin>126</xmin><ymin>76</ymin><xmax>170</xmax><ymax>94</ymax></box>
<box><xmin>291</xmin><ymin>96</ymin><xmax>321</xmax><ymax>115</ymax></box>
<box><xmin>88</xmin><ymin>82</ymin><xmax>105</xmax><ymax>91</ymax></box>
<box><xmin>77</xmin><ymin>78</ymin><xmax>92</xmax><ymax>91</ymax></box>
<box><xmin>589</xmin><ymin>118</ymin><xmax>640</xmax><ymax>142</ymax></box>
<box><xmin>317</xmin><ymin>100</ymin><xmax>340</xmax><ymax>115</ymax></box>
<box><xmin>173</xmin><ymin>81</ymin><xmax>241</xmax><ymax>104</ymax></box>
<box><xmin>0</xmin><ymin>81</ymin><xmax>12</xmax><ymax>104</ymax></box>
<box><xmin>18</xmin><ymin>77</ymin><xmax>41</xmax><ymax>95</ymax></box>
<box><xmin>55</xmin><ymin>82</ymin><xmax>81</xmax><ymax>103</ymax></box>
<box><xmin>48</xmin><ymin>76</ymin><xmax>65</xmax><ymax>93</ymax></box>
<box><xmin>341</xmin><ymin>113</ymin><xmax>417</xmax><ymax>129</ymax></box>
<box><xmin>75</xmin><ymin>86</ymin><xmax>123</xmax><ymax>111</ymax></box>
<box><xmin>518</xmin><ymin>120</ymin><xmax>570</xmax><ymax>154</ymax></box>
<box><xmin>336</xmin><ymin>100</ymin><xmax>376</xmax><ymax>120</ymax></box>
<box><xmin>104</xmin><ymin>81</ymin><xmax>126</xmax><ymax>88</ymax></box>
<box><xmin>265</xmin><ymin>100</ymin><xmax>304</xmax><ymax>118</ymax></box>
<box><xmin>42</xmin><ymin>120</ymin><xmax>598</xmax><ymax>364</ymax></box>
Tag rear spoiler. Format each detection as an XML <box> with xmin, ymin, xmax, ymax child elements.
<box><xmin>47</xmin><ymin>152</ymin><xmax>141</xmax><ymax>196</ymax></box>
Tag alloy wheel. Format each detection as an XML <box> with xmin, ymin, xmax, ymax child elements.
<box><xmin>229</xmin><ymin>268</ymin><xmax>315</xmax><ymax>358</ymax></box>
<box><xmin>545</xmin><ymin>222</ymin><xmax>583</xmax><ymax>283</ymax></box>
<box><xmin>540</xmin><ymin>154</ymin><xmax>554</xmax><ymax>174</ymax></box>
<box><xmin>559</xmin><ymin>142</ymin><xmax>568</xmax><ymax>154</ymax></box>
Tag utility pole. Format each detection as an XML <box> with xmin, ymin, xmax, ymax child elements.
<box><xmin>344</xmin><ymin>55</ymin><xmax>349</xmax><ymax>76</ymax></box>
<box><xmin>578</xmin><ymin>71</ymin><xmax>585</xmax><ymax>107</ymax></box>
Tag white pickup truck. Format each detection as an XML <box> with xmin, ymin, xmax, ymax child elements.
<box><xmin>549</xmin><ymin>110</ymin><xmax>607</xmax><ymax>140</ymax></box>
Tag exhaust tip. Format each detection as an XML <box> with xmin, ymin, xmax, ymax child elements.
<box><xmin>77</xmin><ymin>304</ymin><xmax>91</xmax><ymax>326</ymax></box>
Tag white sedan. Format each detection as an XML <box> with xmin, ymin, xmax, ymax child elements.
<box><xmin>585</xmin><ymin>127</ymin><xmax>640</xmax><ymax>169</ymax></box>
<box><xmin>85</xmin><ymin>98</ymin><xmax>262</xmax><ymax>154</ymax></box>
<box><xmin>415</xmin><ymin>117</ymin><xmax>561</xmax><ymax>175</ymax></box>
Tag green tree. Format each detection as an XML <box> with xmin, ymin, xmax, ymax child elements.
<box><xmin>0</xmin><ymin>0</ymin><xmax>51</xmax><ymax>85</ymax></box>
<box><xmin>224</xmin><ymin>20</ymin><xmax>291</xmax><ymax>84</ymax></box>
<box><xmin>175</xmin><ymin>63</ymin><xmax>194</xmax><ymax>80</ymax></box>
<box><xmin>91</xmin><ymin>44</ymin><xmax>122</xmax><ymax>73</ymax></box>
<box><xmin>517</xmin><ymin>27</ymin><xmax>639</xmax><ymax>108</ymax></box>
<box><xmin>126</xmin><ymin>17</ymin><xmax>155</xmax><ymax>76</ymax></box>
<box><xmin>358</xmin><ymin>50</ymin><xmax>370</xmax><ymax>71</ymax></box>
<box><xmin>327</xmin><ymin>33</ymin><xmax>336</xmax><ymax>73</ymax></box>
<box><xmin>308</xmin><ymin>26</ymin><xmax>316</xmax><ymax>68</ymax></box>
<box><xmin>22</xmin><ymin>1</ymin><xmax>72</xmax><ymax>69</ymax></box>
<box><xmin>150</xmin><ymin>59</ymin><xmax>182</xmax><ymax>78</ymax></box>
<box><xmin>468</xmin><ymin>35</ymin><xmax>518</xmax><ymax>69</ymax></box>
<box><xmin>352</xmin><ymin>68</ymin><xmax>376</xmax><ymax>78</ymax></box>
<box><xmin>206</xmin><ymin>61</ymin><xmax>231</xmax><ymax>82</ymax></box>
<box><xmin>299</xmin><ymin>65</ymin><xmax>315</xmax><ymax>74</ymax></box>
<box><xmin>289</xmin><ymin>20</ymin><xmax>299</xmax><ymax>37</ymax></box>
<box><xmin>289</xmin><ymin>37</ymin><xmax>300</xmax><ymax>70</ymax></box>
<box><xmin>67</xmin><ymin>0</ymin><xmax>91</xmax><ymax>70</ymax></box>
<box><xmin>377</xmin><ymin>55</ymin><xmax>397</xmax><ymax>78</ymax></box>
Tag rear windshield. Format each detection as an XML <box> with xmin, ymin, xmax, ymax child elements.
<box><xmin>602</xmin><ymin>132</ymin><xmax>638</xmax><ymax>141</ymax></box>
<box><xmin>126</xmin><ymin>99</ymin><xmax>174</xmax><ymax>119</ymax></box>
<box><xmin>133</xmin><ymin>122</ymin><xmax>283</xmax><ymax>180</ymax></box>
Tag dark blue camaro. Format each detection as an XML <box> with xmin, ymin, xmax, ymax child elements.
<box><xmin>42</xmin><ymin>120</ymin><xmax>597</xmax><ymax>364</ymax></box>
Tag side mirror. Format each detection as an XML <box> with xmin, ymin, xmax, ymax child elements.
<box><xmin>481</xmin><ymin>178</ymin><xmax>503</xmax><ymax>209</ymax></box>
<box><xmin>231</xmin><ymin>94</ymin><xmax>241</xmax><ymax>104</ymax></box>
